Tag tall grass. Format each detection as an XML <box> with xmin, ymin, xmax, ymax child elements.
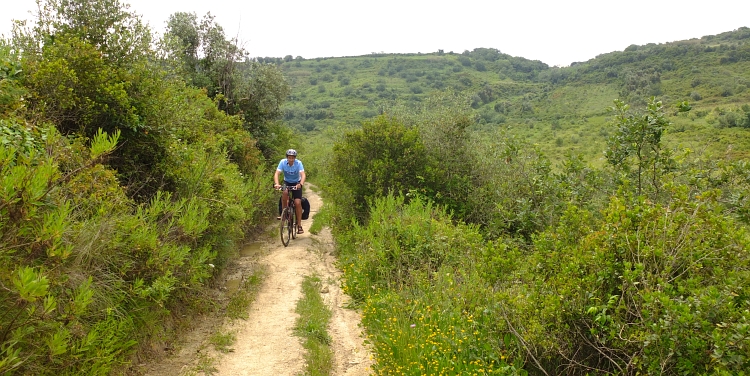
<box><xmin>337</xmin><ymin>195</ymin><xmax>526</xmax><ymax>375</ymax></box>
<box><xmin>294</xmin><ymin>274</ymin><xmax>334</xmax><ymax>376</ymax></box>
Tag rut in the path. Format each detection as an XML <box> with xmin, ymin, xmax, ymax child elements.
<box><xmin>314</xmin><ymin>227</ymin><xmax>374</xmax><ymax>376</ymax></box>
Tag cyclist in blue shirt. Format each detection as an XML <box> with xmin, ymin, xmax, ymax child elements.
<box><xmin>274</xmin><ymin>149</ymin><xmax>306</xmax><ymax>233</ymax></box>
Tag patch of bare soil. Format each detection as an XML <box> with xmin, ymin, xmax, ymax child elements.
<box><xmin>137</xmin><ymin>189</ymin><xmax>373</xmax><ymax>376</ymax></box>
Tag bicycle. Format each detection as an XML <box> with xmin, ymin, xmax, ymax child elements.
<box><xmin>278</xmin><ymin>185</ymin><xmax>300</xmax><ymax>246</ymax></box>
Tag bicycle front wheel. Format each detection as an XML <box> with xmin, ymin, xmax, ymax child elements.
<box><xmin>280</xmin><ymin>207</ymin><xmax>293</xmax><ymax>246</ymax></box>
<box><xmin>291</xmin><ymin>207</ymin><xmax>298</xmax><ymax>240</ymax></box>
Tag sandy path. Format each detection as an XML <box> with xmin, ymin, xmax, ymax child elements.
<box><xmin>215</xmin><ymin>231</ymin><xmax>310</xmax><ymax>375</ymax></box>
<box><xmin>140</xmin><ymin>188</ymin><xmax>372</xmax><ymax>376</ymax></box>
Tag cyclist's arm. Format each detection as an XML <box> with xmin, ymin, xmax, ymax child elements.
<box><xmin>299</xmin><ymin>171</ymin><xmax>306</xmax><ymax>187</ymax></box>
<box><xmin>274</xmin><ymin>169</ymin><xmax>282</xmax><ymax>188</ymax></box>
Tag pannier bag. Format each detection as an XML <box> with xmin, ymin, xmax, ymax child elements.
<box><xmin>301</xmin><ymin>197</ymin><xmax>310</xmax><ymax>220</ymax></box>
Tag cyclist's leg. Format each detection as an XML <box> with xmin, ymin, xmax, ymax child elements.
<box><xmin>292</xmin><ymin>186</ymin><xmax>303</xmax><ymax>232</ymax></box>
<box><xmin>294</xmin><ymin>197</ymin><xmax>303</xmax><ymax>231</ymax></box>
<box><xmin>281</xmin><ymin>186</ymin><xmax>290</xmax><ymax>211</ymax></box>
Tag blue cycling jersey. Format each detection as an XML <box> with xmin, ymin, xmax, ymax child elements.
<box><xmin>277</xmin><ymin>159</ymin><xmax>304</xmax><ymax>183</ymax></box>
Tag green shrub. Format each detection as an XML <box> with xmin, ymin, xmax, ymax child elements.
<box><xmin>0</xmin><ymin>128</ymin><xmax>141</xmax><ymax>375</ymax></box>
<box><xmin>388</xmin><ymin>91</ymin><xmax>477</xmax><ymax>218</ymax></box>
<box><xmin>337</xmin><ymin>194</ymin><xmax>524</xmax><ymax>374</ymax></box>
<box><xmin>470</xmin><ymin>134</ymin><xmax>564</xmax><ymax>239</ymax></box>
<box><xmin>0</xmin><ymin>2</ymin><xmax>287</xmax><ymax>373</ymax></box>
<box><xmin>501</xmin><ymin>187</ymin><xmax>750</xmax><ymax>374</ymax></box>
<box><xmin>331</xmin><ymin>116</ymin><xmax>426</xmax><ymax>224</ymax></box>
<box><xmin>717</xmin><ymin>108</ymin><xmax>750</xmax><ymax>128</ymax></box>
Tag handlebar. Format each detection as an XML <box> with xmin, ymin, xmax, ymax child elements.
<box><xmin>275</xmin><ymin>185</ymin><xmax>300</xmax><ymax>191</ymax></box>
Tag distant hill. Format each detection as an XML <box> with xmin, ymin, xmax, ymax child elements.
<box><xmin>275</xmin><ymin>27</ymin><xmax>750</xmax><ymax>163</ymax></box>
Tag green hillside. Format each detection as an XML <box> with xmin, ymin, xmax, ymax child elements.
<box><xmin>278</xmin><ymin>27</ymin><xmax>750</xmax><ymax>163</ymax></box>
<box><xmin>4</xmin><ymin>1</ymin><xmax>750</xmax><ymax>372</ymax></box>
<box><xmin>314</xmin><ymin>27</ymin><xmax>750</xmax><ymax>375</ymax></box>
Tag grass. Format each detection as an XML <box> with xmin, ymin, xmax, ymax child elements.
<box><xmin>308</xmin><ymin>200</ymin><xmax>330</xmax><ymax>235</ymax></box>
<box><xmin>209</xmin><ymin>330</ymin><xmax>236</xmax><ymax>353</ymax></box>
<box><xmin>191</xmin><ymin>352</ymin><xmax>217</xmax><ymax>376</ymax></box>
<box><xmin>226</xmin><ymin>266</ymin><xmax>267</xmax><ymax>320</ymax></box>
<box><xmin>294</xmin><ymin>274</ymin><xmax>334</xmax><ymax>376</ymax></box>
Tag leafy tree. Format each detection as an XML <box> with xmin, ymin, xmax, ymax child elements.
<box><xmin>388</xmin><ymin>91</ymin><xmax>477</xmax><ymax>218</ymax></box>
<box><xmin>605</xmin><ymin>97</ymin><xmax>690</xmax><ymax>197</ymax></box>
<box><xmin>331</xmin><ymin>116</ymin><xmax>426</xmax><ymax>224</ymax></box>
<box><xmin>163</xmin><ymin>12</ymin><xmax>242</xmax><ymax>101</ymax></box>
<box><xmin>223</xmin><ymin>61</ymin><xmax>290</xmax><ymax>160</ymax></box>
<box><xmin>162</xmin><ymin>12</ymin><xmax>290</xmax><ymax>161</ymax></box>
<box><xmin>162</xmin><ymin>12</ymin><xmax>204</xmax><ymax>84</ymax></box>
<box><xmin>17</xmin><ymin>0</ymin><xmax>175</xmax><ymax>199</ymax></box>
<box><xmin>18</xmin><ymin>0</ymin><xmax>153</xmax><ymax>63</ymax></box>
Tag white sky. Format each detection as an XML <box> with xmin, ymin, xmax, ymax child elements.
<box><xmin>2</xmin><ymin>0</ymin><xmax>749</xmax><ymax>67</ymax></box>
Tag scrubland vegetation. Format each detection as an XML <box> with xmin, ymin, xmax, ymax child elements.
<box><xmin>281</xmin><ymin>28</ymin><xmax>750</xmax><ymax>163</ymax></box>
<box><xmin>315</xmin><ymin>91</ymin><xmax>750</xmax><ymax>374</ymax></box>
<box><xmin>1</xmin><ymin>0</ymin><xmax>293</xmax><ymax>374</ymax></box>
<box><xmin>3</xmin><ymin>0</ymin><xmax>750</xmax><ymax>374</ymax></box>
<box><xmin>292</xmin><ymin>31</ymin><xmax>750</xmax><ymax>375</ymax></box>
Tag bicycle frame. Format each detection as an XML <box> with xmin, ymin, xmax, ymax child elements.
<box><xmin>278</xmin><ymin>186</ymin><xmax>299</xmax><ymax>246</ymax></box>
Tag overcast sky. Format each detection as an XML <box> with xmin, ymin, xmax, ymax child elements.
<box><xmin>2</xmin><ymin>0</ymin><xmax>749</xmax><ymax>67</ymax></box>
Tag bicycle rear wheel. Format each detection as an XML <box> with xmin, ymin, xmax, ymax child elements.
<box><xmin>280</xmin><ymin>207</ymin><xmax>293</xmax><ymax>246</ymax></box>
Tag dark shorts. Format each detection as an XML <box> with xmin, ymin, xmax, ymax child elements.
<box><xmin>284</xmin><ymin>181</ymin><xmax>303</xmax><ymax>200</ymax></box>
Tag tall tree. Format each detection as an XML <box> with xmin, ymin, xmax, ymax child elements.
<box><xmin>16</xmin><ymin>0</ymin><xmax>173</xmax><ymax>199</ymax></box>
<box><xmin>162</xmin><ymin>12</ymin><xmax>290</xmax><ymax>161</ymax></box>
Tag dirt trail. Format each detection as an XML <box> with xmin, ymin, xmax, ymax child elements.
<box><xmin>141</xmin><ymin>188</ymin><xmax>372</xmax><ymax>376</ymax></box>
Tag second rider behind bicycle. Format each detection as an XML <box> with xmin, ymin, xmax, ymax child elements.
<box><xmin>274</xmin><ymin>149</ymin><xmax>306</xmax><ymax>234</ymax></box>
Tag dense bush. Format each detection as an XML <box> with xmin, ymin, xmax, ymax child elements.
<box><xmin>0</xmin><ymin>1</ymin><xmax>285</xmax><ymax>373</ymax></box>
<box><xmin>330</xmin><ymin>90</ymin><xmax>750</xmax><ymax>375</ymax></box>
<box><xmin>330</xmin><ymin>116</ymin><xmax>426</xmax><ymax>225</ymax></box>
<box><xmin>717</xmin><ymin>106</ymin><xmax>750</xmax><ymax>128</ymax></box>
<box><xmin>338</xmin><ymin>195</ymin><xmax>526</xmax><ymax>374</ymax></box>
<box><xmin>388</xmin><ymin>91</ymin><xmax>477</xmax><ymax>217</ymax></box>
<box><xmin>502</xmin><ymin>187</ymin><xmax>750</xmax><ymax>374</ymax></box>
<box><xmin>0</xmin><ymin>99</ymin><xmax>273</xmax><ymax>376</ymax></box>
